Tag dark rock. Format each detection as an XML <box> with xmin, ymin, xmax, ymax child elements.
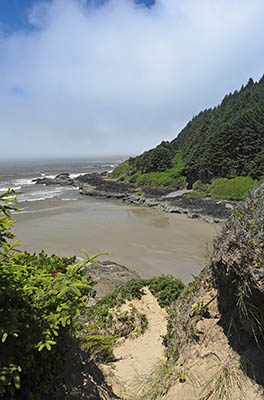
<box><xmin>33</xmin><ymin>170</ymin><xmax>235</xmax><ymax>222</ymax></box>
<box><xmin>34</xmin><ymin>177</ymin><xmax>54</xmax><ymax>185</ymax></box>
<box><xmin>87</xmin><ymin>260</ymin><xmax>141</xmax><ymax>301</ymax></box>
<box><xmin>55</xmin><ymin>173</ymin><xmax>70</xmax><ymax>178</ymax></box>
<box><xmin>33</xmin><ymin>173</ymin><xmax>74</xmax><ymax>186</ymax></box>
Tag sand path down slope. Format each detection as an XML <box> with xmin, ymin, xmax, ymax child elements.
<box><xmin>112</xmin><ymin>288</ymin><xmax>167</xmax><ymax>393</ymax></box>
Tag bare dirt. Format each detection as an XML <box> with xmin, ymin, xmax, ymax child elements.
<box><xmin>103</xmin><ymin>285</ymin><xmax>264</xmax><ymax>400</ymax></box>
<box><xmin>162</xmin><ymin>288</ymin><xmax>264</xmax><ymax>400</ymax></box>
<box><xmin>103</xmin><ymin>288</ymin><xmax>167</xmax><ymax>399</ymax></box>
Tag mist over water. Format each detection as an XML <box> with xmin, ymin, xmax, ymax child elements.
<box><xmin>0</xmin><ymin>157</ymin><xmax>123</xmax><ymax>203</ymax></box>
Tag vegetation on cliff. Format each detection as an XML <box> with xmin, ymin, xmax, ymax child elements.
<box><xmin>112</xmin><ymin>75</ymin><xmax>264</xmax><ymax>198</ymax></box>
<box><xmin>82</xmin><ymin>276</ymin><xmax>184</xmax><ymax>362</ymax></box>
<box><xmin>211</xmin><ymin>184</ymin><xmax>264</xmax><ymax>338</ymax></box>
<box><xmin>133</xmin><ymin>185</ymin><xmax>264</xmax><ymax>399</ymax></box>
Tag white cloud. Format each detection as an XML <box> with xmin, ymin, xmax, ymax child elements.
<box><xmin>1</xmin><ymin>0</ymin><xmax>264</xmax><ymax>158</ymax></box>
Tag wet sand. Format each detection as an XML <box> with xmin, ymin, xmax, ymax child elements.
<box><xmin>13</xmin><ymin>197</ymin><xmax>220</xmax><ymax>283</ymax></box>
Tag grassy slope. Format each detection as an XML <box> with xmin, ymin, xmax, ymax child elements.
<box><xmin>190</xmin><ymin>176</ymin><xmax>259</xmax><ymax>200</ymax></box>
<box><xmin>110</xmin><ymin>76</ymin><xmax>264</xmax><ymax>200</ymax></box>
<box><xmin>131</xmin><ymin>151</ymin><xmax>185</xmax><ymax>188</ymax></box>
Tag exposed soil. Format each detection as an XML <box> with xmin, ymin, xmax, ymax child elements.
<box><xmin>161</xmin><ymin>287</ymin><xmax>264</xmax><ymax>400</ymax></box>
<box><xmin>102</xmin><ymin>288</ymin><xmax>167</xmax><ymax>399</ymax></box>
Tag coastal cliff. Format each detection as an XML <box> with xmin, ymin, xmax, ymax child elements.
<box><xmin>101</xmin><ymin>185</ymin><xmax>264</xmax><ymax>399</ymax></box>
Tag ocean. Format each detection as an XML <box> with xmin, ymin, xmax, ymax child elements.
<box><xmin>0</xmin><ymin>157</ymin><xmax>121</xmax><ymax>205</ymax></box>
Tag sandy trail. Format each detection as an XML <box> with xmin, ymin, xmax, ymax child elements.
<box><xmin>112</xmin><ymin>288</ymin><xmax>167</xmax><ymax>392</ymax></box>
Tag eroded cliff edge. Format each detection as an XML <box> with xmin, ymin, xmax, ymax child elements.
<box><xmin>96</xmin><ymin>186</ymin><xmax>264</xmax><ymax>399</ymax></box>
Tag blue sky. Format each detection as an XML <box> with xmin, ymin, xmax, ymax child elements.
<box><xmin>1</xmin><ymin>0</ymin><xmax>264</xmax><ymax>159</ymax></box>
<box><xmin>0</xmin><ymin>0</ymin><xmax>36</xmax><ymax>32</ymax></box>
<box><xmin>0</xmin><ymin>0</ymin><xmax>154</xmax><ymax>32</ymax></box>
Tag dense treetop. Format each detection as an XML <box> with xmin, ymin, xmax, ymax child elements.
<box><xmin>117</xmin><ymin>75</ymin><xmax>264</xmax><ymax>189</ymax></box>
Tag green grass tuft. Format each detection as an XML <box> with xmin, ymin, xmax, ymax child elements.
<box><xmin>209</xmin><ymin>176</ymin><xmax>259</xmax><ymax>200</ymax></box>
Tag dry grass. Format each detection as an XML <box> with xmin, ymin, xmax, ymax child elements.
<box><xmin>194</xmin><ymin>354</ymin><xmax>247</xmax><ymax>400</ymax></box>
<box><xmin>127</xmin><ymin>359</ymin><xmax>175</xmax><ymax>400</ymax></box>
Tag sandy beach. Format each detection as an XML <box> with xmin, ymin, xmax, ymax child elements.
<box><xmin>13</xmin><ymin>196</ymin><xmax>220</xmax><ymax>283</ymax></box>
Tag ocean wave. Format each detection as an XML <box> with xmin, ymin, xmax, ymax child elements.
<box><xmin>69</xmin><ymin>173</ymin><xmax>85</xmax><ymax>179</ymax></box>
<box><xmin>14</xmin><ymin>178</ymin><xmax>36</xmax><ymax>186</ymax></box>
<box><xmin>43</xmin><ymin>175</ymin><xmax>57</xmax><ymax>179</ymax></box>
<box><xmin>102</xmin><ymin>164</ymin><xmax>114</xmax><ymax>168</ymax></box>
<box><xmin>61</xmin><ymin>198</ymin><xmax>78</xmax><ymax>201</ymax></box>
<box><xmin>17</xmin><ymin>187</ymin><xmax>65</xmax><ymax>202</ymax></box>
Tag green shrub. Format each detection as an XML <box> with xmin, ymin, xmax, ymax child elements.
<box><xmin>0</xmin><ymin>190</ymin><xmax>100</xmax><ymax>399</ymax></box>
<box><xmin>109</xmin><ymin>161</ymin><xmax>129</xmax><ymax>179</ymax></box>
<box><xmin>209</xmin><ymin>176</ymin><xmax>259</xmax><ymax>200</ymax></box>
<box><xmin>192</xmin><ymin>180</ymin><xmax>210</xmax><ymax>192</ymax></box>
<box><xmin>126</xmin><ymin>150</ymin><xmax>185</xmax><ymax>189</ymax></box>
<box><xmin>0</xmin><ymin>189</ymin><xmax>19</xmax><ymax>246</ymax></box>
<box><xmin>135</xmin><ymin>171</ymin><xmax>185</xmax><ymax>188</ymax></box>
<box><xmin>147</xmin><ymin>276</ymin><xmax>185</xmax><ymax>308</ymax></box>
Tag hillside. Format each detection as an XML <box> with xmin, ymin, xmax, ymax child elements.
<box><xmin>112</xmin><ymin>76</ymin><xmax>264</xmax><ymax>198</ymax></box>
<box><xmin>103</xmin><ymin>185</ymin><xmax>264</xmax><ymax>400</ymax></box>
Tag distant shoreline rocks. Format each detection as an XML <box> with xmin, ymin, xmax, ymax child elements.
<box><xmin>33</xmin><ymin>171</ymin><xmax>234</xmax><ymax>223</ymax></box>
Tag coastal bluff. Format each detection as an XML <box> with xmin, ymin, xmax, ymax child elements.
<box><xmin>89</xmin><ymin>186</ymin><xmax>264</xmax><ymax>399</ymax></box>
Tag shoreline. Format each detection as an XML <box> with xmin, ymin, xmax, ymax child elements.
<box><xmin>34</xmin><ymin>171</ymin><xmax>235</xmax><ymax>223</ymax></box>
<box><xmin>13</xmin><ymin>195</ymin><xmax>219</xmax><ymax>283</ymax></box>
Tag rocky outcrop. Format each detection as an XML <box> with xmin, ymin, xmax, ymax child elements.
<box><xmin>33</xmin><ymin>172</ymin><xmax>234</xmax><ymax>222</ymax></box>
<box><xmin>86</xmin><ymin>260</ymin><xmax>141</xmax><ymax>303</ymax></box>
<box><xmin>33</xmin><ymin>172</ymin><xmax>74</xmax><ymax>186</ymax></box>
<box><xmin>79</xmin><ymin>177</ymin><xmax>234</xmax><ymax>222</ymax></box>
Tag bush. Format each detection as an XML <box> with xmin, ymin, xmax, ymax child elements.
<box><xmin>147</xmin><ymin>276</ymin><xmax>185</xmax><ymax>308</ymax></box>
<box><xmin>135</xmin><ymin>171</ymin><xmax>185</xmax><ymax>189</ymax></box>
<box><xmin>0</xmin><ymin>191</ymin><xmax>99</xmax><ymax>398</ymax></box>
<box><xmin>192</xmin><ymin>180</ymin><xmax>210</xmax><ymax>192</ymax></box>
<box><xmin>109</xmin><ymin>161</ymin><xmax>128</xmax><ymax>179</ymax></box>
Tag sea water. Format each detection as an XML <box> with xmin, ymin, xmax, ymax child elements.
<box><xmin>0</xmin><ymin>157</ymin><xmax>121</xmax><ymax>205</ymax></box>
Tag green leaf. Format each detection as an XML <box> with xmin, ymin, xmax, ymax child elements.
<box><xmin>71</xmin><ymin>286</ymin><xmax>81</xmax><ymax>296</ymax></box>
<box><xmin>89</xmin><ymin>252</ymin><xmax>108</xmax><ymax>260</ymax></box>
<box><xmin>2</xmin><ymin>333</ymin><xmax>8</xmax><ymax>343</ymax></box>
<box><xmin>38</xmin><ymin>343</ymin><xmax>45</xmax><ymax>352</ymax></box>
<box><xmin>13</xmin><ymin>373</ymin><xmax>21</xmax><ymax>390</ymax></box>
<box><xmin>82</xmin><ymin>249</ymin><xmax>90</xmax><ymax>259</ymax></box>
